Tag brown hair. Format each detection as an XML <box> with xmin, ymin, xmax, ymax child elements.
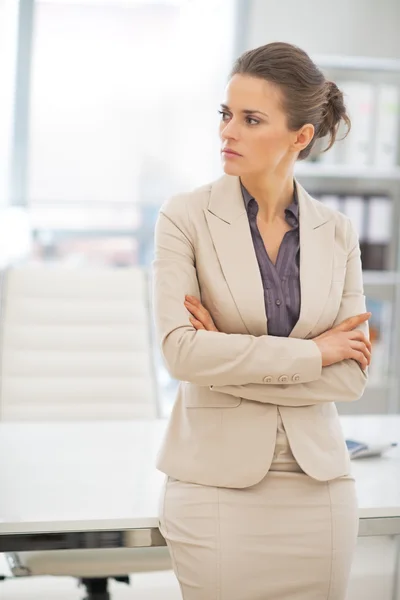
<box><xmin>230</xmin><ymin>42</ymin><xmax>351</xmax><ymax>160</ymax></box>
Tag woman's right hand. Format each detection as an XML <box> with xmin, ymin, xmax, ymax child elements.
<box><xmin>312</xmin><ymin>313</ymin><xmax>372</xmax><ymax>369</ymax></box>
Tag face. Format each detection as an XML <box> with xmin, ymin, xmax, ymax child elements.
<box><xmin>219</xmin><ymin>74</ymin><xmax>311</xmax><ymax>177</ymax></box>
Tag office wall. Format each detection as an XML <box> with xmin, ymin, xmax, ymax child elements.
<box><xmin>242</xmin><ymin>0</ymin><xmax>400</xmax><ymax>58</ymax></box>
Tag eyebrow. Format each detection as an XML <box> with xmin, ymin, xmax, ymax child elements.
<box><xmin>220</xmin><ymin>104</ymin><xmax>269</xmax><ymax>118</ymax></box>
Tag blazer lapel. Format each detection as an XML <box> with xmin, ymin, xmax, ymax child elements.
<box><xmin>289</xmin><ymin>181</ymin><xmax>335</xmax><ymax>339</ymax></box>
<box><xmin>205</xmin><ymin>175</ymin><xmax>335</xmax><ymax>340</ymax></box>
<box><xmin>205</xmin><ymin>175</ymin><xmax>267</xmax><ymax>337</ymax></box>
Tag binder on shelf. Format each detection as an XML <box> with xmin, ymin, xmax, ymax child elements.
<box><xmin>339</xmin><ymin>81</ymin><xmax>375</xmax><ymax>167</ymax></box>
<box><xmin>318</xmin><ymin>118</ymin><xmax>349</xmax><ymax>166</ymax></box>
<box><xmin>318</xmin><ymin>135</ymin><xmax>339</xmax><ymax>165</ymax></box>
<box><xmin>373</xmin><ymin>84</ymin><xmax>400</xmax><ymax>168</ymax></box>
<box><xmin>365</xmin><ymin>296</ymin><xmax>392</xmax><ymax>386</ymax></box>
<box><xmin>341</xmin><ymin>195</ymin><xmax>368</xmax><ymax>265</ymax></box>
<box><xmin>363</xmin><ymin>196</ymin><xmax>392</xmax><ymax>271</ymax></box>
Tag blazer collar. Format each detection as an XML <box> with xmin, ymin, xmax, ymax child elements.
<box><xmin>204</xmin><ymin>174</ymin><xmax>336</xmax><ymax>339</ymax></box>
<box><xmin>207</xmin><ymin>174</ymin><xmax>330</xmax><ymax>230</ymax></box>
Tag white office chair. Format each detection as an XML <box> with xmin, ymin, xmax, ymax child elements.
<box><xmin>0</xmin><ymin>264</ymin><xmax>171</xmax><ymax>599</ymax></box>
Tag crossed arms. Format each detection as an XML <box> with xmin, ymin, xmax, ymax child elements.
<box><xmin>152</xmin><ymin>207</ymin><xmax>369</xmax><ymax>407</ymax></box>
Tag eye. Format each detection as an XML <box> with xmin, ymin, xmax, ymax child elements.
<box><xmin>218</xmin><ymin>110</ymin><xmax>230</xmax><ymax>122</ymax></box>
<box><xmin>246</xmin><ymin>116</ymin><xmax>260</xmax><ymax>126</ymax></box>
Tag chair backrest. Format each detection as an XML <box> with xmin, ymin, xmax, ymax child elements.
<box><xmin>0</xmin><ymin>265</ymin><xmax>160</xmax><ymax>421</ymax></box>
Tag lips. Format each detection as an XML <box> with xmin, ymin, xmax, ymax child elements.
<box><xmin>222</xmin><ymin>148</ymin><xmax>241</xmax><ymax>156</ymax></box>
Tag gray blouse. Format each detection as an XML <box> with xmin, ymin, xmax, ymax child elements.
<box><xmin>241</xmin><ymin>182</ymin><xmax>300</xmax><ymax>338</ymax></box>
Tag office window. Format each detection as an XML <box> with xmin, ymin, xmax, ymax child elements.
<box><xmin>28</xmin><ymin>0</ymin><xmax>236</xmax><ymax>267</ymax></box>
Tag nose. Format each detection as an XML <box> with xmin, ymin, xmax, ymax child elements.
<box><xmin>220</xmin><ymin>118</ymin><xmax>239</xmax><ymax>141</ymax></box>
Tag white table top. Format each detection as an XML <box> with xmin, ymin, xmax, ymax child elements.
<box><xmin>0</xmin><ymin>415</ymin><xmax>399</xmax><ymax>536</ymax></box>
<box><xmin>341</xmin><ymin>415</ymin><xmax>400</xmax><ymax>519</ymax></box>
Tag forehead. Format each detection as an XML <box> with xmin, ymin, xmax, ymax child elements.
<box><xmin>223</xmin><ymin>74</ymin><xmax>283</xmax><ymax>113</ymax></box>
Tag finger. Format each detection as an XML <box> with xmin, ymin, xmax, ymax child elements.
<box><xmin>184</xmin><ymin>299</ymin><xmax>209</xmax><ymax>319</ymax></box>
<box><xmin>185</xmin><ymin>301</ymin><xmax>215</xmax><ymax>329</ymax></box>
<box><xmin>335</xmin><ymin>312</ymin><xmax>371</xmax><ymax>332</ymax></box>
<box><xmin>185</xmin><ymin>295</ymin><xmax>201</xmax><ymax>306</ymax></box>
<box><xmin>350</xmin><ymin>349</ymin><xmax>368</xmax><ymax>370</ymax></box>
<box><xmin>347</xmin><ymin>330</ymin><xmax>372</xmax><ymax>352</ymax></box>
<box><xmin>334</xmin><ymin>313</ymin><xmax>369</xmax><ymax>331</ymax></box>
<box><xmin>350</xmin><ymin>340</ymin><xmax>371</xmax><ymax>365</ymax></box>
<box><xmin>184</xmin><ymin>300</ymin><xmax>215</xmax><ymax>330</ymax></box>
<box><xmin>184</xmin><ymin>300</ymin><xmax>205</xmax><ymax>320</ymax></box>
<box><xmin>189</xmin><ymin>316</ymin><xmax>205</xmax><ymax>330</ymax></box>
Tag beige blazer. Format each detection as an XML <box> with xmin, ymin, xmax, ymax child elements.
<box><xmin>152</xmin><ymin>174</ymin><xmax>369</xmax><ymax>486</ymax></box>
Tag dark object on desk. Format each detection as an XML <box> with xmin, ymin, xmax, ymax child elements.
<box><xmin>346</xmin><ymin>439</ymin><xmax>398</xmax><ymax>459</ymax></box>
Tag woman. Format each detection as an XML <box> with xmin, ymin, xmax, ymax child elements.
<box><xmin>152</xmin><ymin>42</ymin><xmax>372</xmax><ymax>600</ymax></box>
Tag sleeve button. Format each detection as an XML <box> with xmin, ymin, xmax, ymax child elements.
<box><xmin>278</xmin><ymin>375</ymin><xmax>288</xmax><ymax>383</ymax></box>
<box><xmin>263</xmin><ymin>376</ymin><xmax>273</xmax><ymax>383</ymax></box>
<box><xmin>292</xmin><ymin>374</ymin><xmax>300</xmax><ymax>382</ymax></box>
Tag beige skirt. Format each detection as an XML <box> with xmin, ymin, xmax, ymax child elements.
<box><xmin>158</xmin><ymin>413</ymin><xmax>358</xmax><ymax>600</ymax></box>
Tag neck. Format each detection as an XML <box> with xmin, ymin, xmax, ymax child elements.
<box><xmin>240</xmin><ymin>168</ymin><xmax>295</xmax><ymax>224</ymax></box>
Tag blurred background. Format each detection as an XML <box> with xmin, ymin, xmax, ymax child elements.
<box><xmin>0</xmin><ymin>1</ymin><xmax>400</xmax><ymax>598</ymax></box>
<box><xmin>1</xmin><ymin>0</ymin><xmax>400</xmax><ymax>417</ymax></box>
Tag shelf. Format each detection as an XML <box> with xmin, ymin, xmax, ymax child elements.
<box><xmin>295</xmin><ymin>163</ymin><xmax>400</xmax><ymax>180</ymax></box>
<box><xmin>363</xmin><ymin>271</ymin><xmax>400</xmax><ymax>287</ymax></box>
<box><xmin>312</xmin><ymin>54</ymin><xmax>400</xmax><ymax>73</ymax></box>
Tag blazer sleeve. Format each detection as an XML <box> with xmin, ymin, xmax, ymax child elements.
<box><xmin>151</xmin><ymin>198</ymin><xmax>322</xmax><ymax>387</ymax></box>
<box><xmin>210</xmin><ymin>218</ymin><xmax>369</xmax><ymax>405</ymax></box>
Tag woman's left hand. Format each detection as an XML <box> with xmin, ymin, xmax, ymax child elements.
<box><xmin>184</xmin><ymin>295</ymin><xmax>219</xmax><ymax>332</ymax></box>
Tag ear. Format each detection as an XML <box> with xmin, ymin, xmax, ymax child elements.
<box><xmin>291</xmin><ymin>123</ymin><xmax>315</xmax><ymax>154</ymax></box>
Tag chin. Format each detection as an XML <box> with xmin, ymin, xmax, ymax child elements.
<box><xmin>221</xmin><ymin>160</ymin><xmax>243</xmax><ymax>176</ymax></box>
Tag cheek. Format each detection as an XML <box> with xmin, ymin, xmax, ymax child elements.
<box><xmin>250</xmin><ymin>129</ymin><xmax>285</xmax><ymax>161</ymax></box>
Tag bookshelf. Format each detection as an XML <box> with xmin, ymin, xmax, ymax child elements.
<box><xmin>295</xmin><ymin>55</ymin><xmax>400</xmax><ymax>416</ymax></box>
<box><xmin>311</xmin><ymin>55</ymin><xmax>400</xmax><ymax>73</ymax></box>
<box><xmin>295</xmin><ymin>164</ymin><xmax>400</xmax><ymax>181</ymax></box>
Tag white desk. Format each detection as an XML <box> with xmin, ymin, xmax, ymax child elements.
<box><xmin>0</xmin><ymin>416</ymin><xmax>399</xmax><ymax>554</ymax></box>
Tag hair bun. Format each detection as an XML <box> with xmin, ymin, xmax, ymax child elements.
<box><xmin>318</xmin><ymin>80</ymin><xmax>351</xmax><ymax>151</ymax></box>
<box><xmin>326</xmin><ymin>81</ymin><xmax>343</xmax><ymax>117</ymax></box>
